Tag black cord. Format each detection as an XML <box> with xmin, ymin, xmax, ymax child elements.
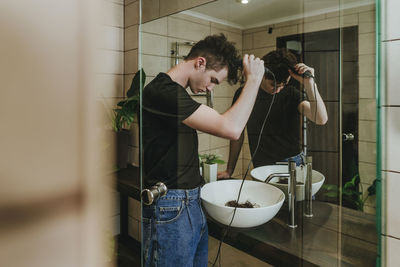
<box><xmin>211</xmin><ymin>71</ymin><xmax>277</xmax><ymax>267</ymax></box>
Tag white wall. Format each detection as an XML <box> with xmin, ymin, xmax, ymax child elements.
<box><xmin>380</xmin><ymin>0</ymin><xmax>400</xmax><ymax>265</ymax></box>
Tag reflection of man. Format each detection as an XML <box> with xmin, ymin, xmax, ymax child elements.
<box><xmin>218</xmin><ymin>49</ymin><xmax>328</xmax><ymax>179</ymax></box>
<box><xmin>142</xmin><ymin>34</ymin><xmax>265</xmax><ymax>266</ymax></box>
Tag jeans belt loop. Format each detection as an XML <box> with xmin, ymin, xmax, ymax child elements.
<box><xmin>185</xmin><ymin>190</ymin><xmax>189</xmax><ymax>205</ymax></box>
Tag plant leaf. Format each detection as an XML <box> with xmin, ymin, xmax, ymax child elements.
<box><xmin>127</xmin><ymin>69</ymin><xmax>146</xmax><ymax>97</ymax></box>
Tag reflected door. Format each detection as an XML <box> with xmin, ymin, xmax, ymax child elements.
<box><xmin>277</xmin><ymin>26</ymin><xmax>359</xmax><ymax>206</ymax></box>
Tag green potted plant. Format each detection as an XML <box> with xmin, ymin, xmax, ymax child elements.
<box><xmin>199</xmin><ymin>153</ymin><xmax>225</xmax><ymax>183</ymax></box>
<box><xmin>113</xmin><ymin>69</ymin><xmax>146</xmax><ymax>168</ymax></box>
<box><xmin>322</xmin><ymin>175</ymin><xmax>376</xmax><ymax>211</ymax></box>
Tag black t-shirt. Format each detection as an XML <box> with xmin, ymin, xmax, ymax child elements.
<box><xmin>142</xmin><ymin>73</ymin><xmax>203</xmax><ymax>189</ymax></box>
<box><xmin>233</xmin><ymin>86</ymin><xmax>302</xmax><ymax>167</ymax></box>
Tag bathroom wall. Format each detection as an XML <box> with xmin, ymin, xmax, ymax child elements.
<box><xmin>97</xmin><ymin>0</ymin><xmax>124</xmax><ymax>237</ymax></box>
<box><xmin>380</xmin><ymin>0</ymin><xmax>400</xmax><ymax>265</ymax></box>
<box><xmin>241</xmin><ymin>4</ymin><xmax>377</xmax><ymax>214</ymax></box>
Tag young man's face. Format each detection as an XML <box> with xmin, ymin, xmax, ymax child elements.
<box><xmin>189</xmin><ymin>66</ymin><xmax>228</xmax><ymax>95</ymax></box>
<box><xmin>261</xmin><ymin>76</ymin><xmax>290</xmax><ymax>94</ymax></box>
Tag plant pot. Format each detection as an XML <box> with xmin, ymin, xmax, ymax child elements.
<box><xmin>116</xmin><ymin>129</ymin><xmax>131</xmax><ymax>169</ymax></box>
<box><xmin>203</xmin><ymin>163</ymin><xmax>217</xmax><ymax>183</ymax></box>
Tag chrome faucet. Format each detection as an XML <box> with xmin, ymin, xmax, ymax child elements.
<box><xmin>265</xmin><ymin>172</ymin><xmax>290</xmax><ymax>183</ymax></box>
<box><xmin>264</xmin><ymin>161</ymin><xmax>297</xmax><ymax>228</ymax></box>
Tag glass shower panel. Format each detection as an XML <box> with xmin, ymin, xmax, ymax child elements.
<box><xmin>138</xmin><ymin>0</ymin><xmax>379</xmax><ymax>266</ymax></box>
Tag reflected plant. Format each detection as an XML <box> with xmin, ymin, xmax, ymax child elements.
<box><xmin>323</xmin><ymin>175</ymin><xmax>376</xmax><ymax>211</ymax></box>
<box><xmin>112</xmin><ymin>69</ymin><xmax>146</xmax><ymax>132</ymax></box>
<box><xmin>199</xmin><ymin>153</ymin><xmax>225</xmax><ymax>166</ymax></box>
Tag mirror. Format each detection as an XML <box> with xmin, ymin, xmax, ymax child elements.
<box><xmin>140</xmin><ymin>0</ymin><xmax>377</xmax><ymax>265</ymax></box>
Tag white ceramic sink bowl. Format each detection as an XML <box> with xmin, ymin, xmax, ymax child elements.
<box><xmin>200</xmin><ymin>180</ymin><xmax>285</xmax><ymax>228</ymax></box>
<box><xmin>250</xmin><ymin>165</ymin><xmax>325</xmax><ymax>201</ymax></box>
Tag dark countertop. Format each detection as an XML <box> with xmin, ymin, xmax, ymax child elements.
<box><xmin>117</xmin><ymin>166</ymin><xmax>377</xmax><ymax>267</ymax></box>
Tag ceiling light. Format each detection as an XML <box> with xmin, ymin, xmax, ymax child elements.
<box><xmin>236</xmin><ymin>0</ymin><xmax>249</xmax><ymax>4</ymax></box>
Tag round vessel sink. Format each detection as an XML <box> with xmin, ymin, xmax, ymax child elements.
<box><xmin>200</xmin><ymin>180</ymin><xmax>285</xmax><ymax>228</ymax></box>
<box><xmin>250</xmin><ymin>165</ymin><xmax>325</xmax><ymax>201</ymax></box>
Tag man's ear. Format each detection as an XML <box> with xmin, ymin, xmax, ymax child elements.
<box><xmin>195</xmin><ymin>57</ymin><xmax>207</xmax><ymax>70</ymax></box>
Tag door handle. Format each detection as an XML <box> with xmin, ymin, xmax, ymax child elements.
<box><xmin>342</xmin><ymin>133</ymin><xmax>355</xmax><ymax>141</ymax></box>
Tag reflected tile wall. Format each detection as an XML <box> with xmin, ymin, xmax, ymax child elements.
<box><xmin>242</xmin><ymin>6</ymin><xmax>377</xmax><ymax>211</ymax></box>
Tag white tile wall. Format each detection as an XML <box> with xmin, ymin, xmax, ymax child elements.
<box><xmin>385</xmin><ymin>235</ymin><xmax>400</xmax><ymax>267</ymax></box>
<box><xmin>382</xmin><ymin>107</ymin><xmax>400</xmax><ymax>172</ymax></box>
<box><xmin>382</xmin><ymin>1</ymin><xmax>400</xmax><ymax>264</ymax></box>
<box><xmin>383</xmin><ymin>0</ymin><xmax>400</xmax><ymax>40</ymax></box>
<box><xmin>385</xmin><ymin>171</ymin><xmax>400</xmax><ymax>238</ymax></box>
<box><xmin>384</xmin><ymin>41</ymin><xmax>400</xmax><ymax>105</ymax></box>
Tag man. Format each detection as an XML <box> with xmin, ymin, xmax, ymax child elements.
<box><xmin>141</xmin><ymin>34</ymin><xmax>265</xmax><ymax>266</ymax></box>
<box><xmin>218</xmin><ymin>49</ymin><xmax>328</xmax><ymax>179</ymax></box>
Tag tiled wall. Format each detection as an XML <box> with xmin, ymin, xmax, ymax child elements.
<box><xmin>98</xmin><ymin>0</ymin><xmax>124</xmax><ymax>236</ymax></box>
<box><xmin>124</xmin><ymin>0</ymin><xmax>140</xmax><ymax>241</ymax></box>
<box><xmin>381</xmin><ymin>0</ymin><xmax>400</xmax><ymax>265</ymax></box>
<box><xmin>241</xmin><ymin>5</ymin><xmax>377</xmax><ymax>214</ymax></box>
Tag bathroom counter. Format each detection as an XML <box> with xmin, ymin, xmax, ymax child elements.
<box><xmin>117</xmin><ymin>166</ymin><xmax>377</xmax><ymax>266</ymax></box>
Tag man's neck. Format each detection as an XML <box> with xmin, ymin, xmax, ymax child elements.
<box><xmin>259</xmin><ymin>83</ymin><xmax>273</xmax><ymax>95</ymax></box>
<box><xmin>166</xmin><ymin>61</ymin><xmax>192</xmax><ymax>88</ymax></box>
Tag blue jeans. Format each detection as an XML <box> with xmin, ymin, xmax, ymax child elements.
<box><xmin>142</xmin><ymin>187</ymin><xmax>208</xmax><ymax>267</ymax></box>
<box><xmin>282</xmin><ymin>152</ymin><xmax>305</xmax><ymax>166</ymax></box>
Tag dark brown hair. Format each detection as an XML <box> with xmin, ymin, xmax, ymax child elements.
<box><xmin>262</xmin><ymin>49</ymin><xmax>297</xmax><ymax>83</ymax></box>
<box><xmin>185</xmin><ymin>34</ymin><xmax>240</xmax><ymax>85</ymax></box>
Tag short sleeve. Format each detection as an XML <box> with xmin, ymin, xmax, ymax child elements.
<box><xmin>143</xmin><ymin>74</ymin><xmax>201</xmax><ymax>122</ymax></box>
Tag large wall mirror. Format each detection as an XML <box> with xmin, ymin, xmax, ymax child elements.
<box><xmin>139</xmin><ymin>0</ymin><xmax>378</xmax><ymax>265</ymax></box>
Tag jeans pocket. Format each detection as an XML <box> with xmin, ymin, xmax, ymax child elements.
<box><xmin>156</xmin><ymin>200</ymin><xmax>184</xmax><ymax>224</ymax></box>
